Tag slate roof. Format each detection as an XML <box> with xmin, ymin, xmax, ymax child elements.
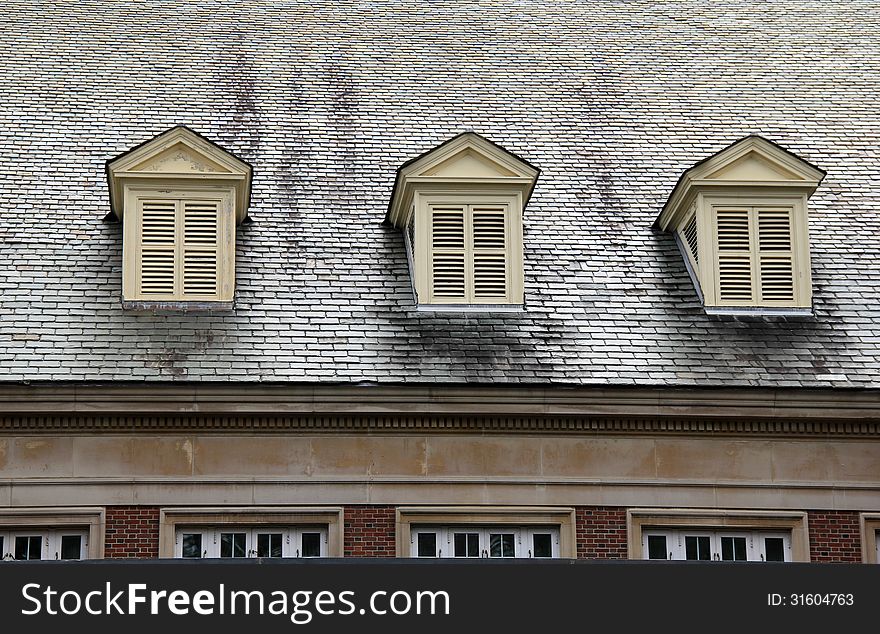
<box><xmin>1</xmin><ymin>0</ymin><xmax>879</xmax><ymax>387</ymax></box>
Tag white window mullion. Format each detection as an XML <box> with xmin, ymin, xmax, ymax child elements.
<box><xmin>247</xmin><ymin>528</ymin><xmax>256</xmax><ymax>558</ymax></box>
<box><xmin>209</xmin><ymin>528</ymin><xmax>219</xmax><ymax>559</ymax></box>
<box><xmin>42</xmin><ymin>533</ymin><xmax>52</xmax><ymax>561</ymax></box>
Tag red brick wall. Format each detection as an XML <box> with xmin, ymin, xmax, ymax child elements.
<box><xmin>575</xmin><ymin>506</ymin><xmax>628</xmax><ymax>559</ymax></box>
<box><xmin>96</xmin><ymin>505</ymin><xmax>866</xmax><ymax>561</ymax></box>
<box><xmin>104</xmin><ymin>506</ymin><xmax>160</xmax><ymax>558</ymax></box>
<box><xmin>808</xmin><ymin>510</ymin><xmax>861</xmax><ymax>562</ymax></box>
<box><xmin>344</xmin><ymin>505</ymin><xmax>396</xmax><ymax>557</ymax></box>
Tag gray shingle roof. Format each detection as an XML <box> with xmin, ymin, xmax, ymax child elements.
<box><xmin>1</xmin><ymin>0</ymin><xmax>879</xmax><ymax>387</ymax></box>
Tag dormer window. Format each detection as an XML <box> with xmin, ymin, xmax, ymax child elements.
<box><xmin>656</xmin><ymin>136</ymin><xmax>825</xmax><ymax>314</ymax></box>
<box><xmin>387</xmin><ymin>133</ymin><xmax>539</xmax><ymax>309</ymax></box>
<box><xmin>106</xmin><ymin>126</ymin><xmax>252</xmax><ymax>308</ymax></box>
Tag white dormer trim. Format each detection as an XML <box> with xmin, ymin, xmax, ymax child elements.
<box><xmin>107</xmin><ymin>127</ymin><xmax>252</xmax><ymax>305</ymax></box>
<box><xmin>656</xmin><ymin>136</ymin><xmax>825</xmax><ymax>311</ymax></box>
<box><xmin>107</xmin><ymin>126</ymin><xmax>252</xmax><ymax>223</ymax></box>
<box><xmin>387</xmin><ymin>132</ymin><xmax>539</xmax><ymax>228</ymax></box>
<box><xmin>657</xmin><ymin>136</ymin><xmax>824</xmax><ymax>232</ymax></box>
<box><xmin>387</xmin><ymin>133</ymin><xmax>539</xmax><ymax>307</ymax></box>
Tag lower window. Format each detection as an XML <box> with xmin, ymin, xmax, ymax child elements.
<box><xmin>175</xmin><ymin>526</ymin><xmax>327</xmax><ymax>559</ymax></box>
<box><xmin>411</xmin><ymin>526</ymin><xmax>559</xmax><ymax>559</ymax></box>
<box><xmin>643</xmin><ymin>529</ymin><xmax>790</xmax><ymax>562</ymax></box>
<box><xmin>1</xmin><ymin>529</ymin><xmax>89</xmax><ymax>561</ymax></box>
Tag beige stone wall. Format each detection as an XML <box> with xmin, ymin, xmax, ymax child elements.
<box><xmin>1</xmin><ymin>433</ymin><xmax>877</xmax><ymax>510</ymax></box>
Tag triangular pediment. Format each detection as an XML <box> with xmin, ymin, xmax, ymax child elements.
<box><xmin>129</xmin><ymin>142</ymin><xmax>232</xmax><ymax>174</ymax></box>
<box><xmin>107</xmin><ymin>126</ymin><xmax>253</xmax><ymax>222</ymax></box>
<box><xmin>409</xmin><ymin>133</ymin><xmax>537</xmax><ymax>180</ymax></box>
<box><xmin>656</xmin><ymin>136</ymin><xmax>825</xmax><ymax>232</ymax></box>
<box><xmin>704</xmin><ymin>150</ymin><xmax>804</xmax><ymax>181</ymax></box>
<box><xmin>387</xmin><ymin>132</ymin><xmax>539</xmax><ymax>226</ymax></box>
<box><xmin>420</xmin><ymin>148</ymin><xmax>519</xmax><ymax>178</ymax></box>
<box><xmin>689</xmin><ymin>136</ymin><xmax>824</xmax><ymax>184</ymax></box>
<box><xmin>108</xmin><ymin>126</ymin><xmax>250</xmax><ymax>177</ymax></box>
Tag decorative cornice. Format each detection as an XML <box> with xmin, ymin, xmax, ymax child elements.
<box><xmin>0</xmin><ymin>412</ymin><xmax>877</xmax><ymax>438</ymax></box>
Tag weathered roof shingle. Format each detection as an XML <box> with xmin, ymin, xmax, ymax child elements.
<box><xmin>1</xmin><ymin>0</ymin><xmax>879</xmax><ymax>387</ymax></box>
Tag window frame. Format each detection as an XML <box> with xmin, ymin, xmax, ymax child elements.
<box><xmin>859</xmin><ymin>513</ymin><xmax>880</xmax><ymax>563</ymax></box>
<box><xmin>628</xmin><ymin>509</ymin><xmax>809</xmax><ymax>562</ymax></box>
<box><xmin>174</xmin><ymin>525</ymin><xmax>328</xmax><ymax>559</ymax></box>
<box><xmin>641</xmin><ymin>528</ymin><xmax>792</xmax><ymax>562</ymax></box>
<box><xmin>700</xmin><ymin>192</ymin><xmax>811</xmax><ymax>309</ymax></box>
<box><xmin>410</xmin><ymin>525</ymin><xmax>560</xmax><ymax>559</ymax></box>
<box><xmin>396</xmin><ymin>506</ymin><xmax>576</xmax><ymax>558</ymax></box>
<box><xmin>1</xmin><ymin>528</ymin><xmax>90</xmax><ymax>561</ymax></box>
<box><xmin>412</xmin><ymin>190</ymin><xmax>525</xmax><ymax>307</ymax></box>
<box><xmin>0</xmin><ymin>507</ymin><xmax>104</xmax><ymax>561</ymax></box>
<box><xmin>122</xmin><ymin>185</ymin><xmax>235</xmax><ymax>304</ymax></box>
<box><xmin>158</xmin><ymin>507</ymin><xmax>343</xmax><ymax>558</ymax></box>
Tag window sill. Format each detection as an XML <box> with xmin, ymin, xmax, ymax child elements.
<box><xmin>704</xmin><ymin>306</ymin><xmax>813</xmax><ymax>317</ymax></box>
<box><xmin>122</xmin><ymin>300</ymin><xmax>234</xmax><ymax>313</ymax></box>
<box><xmin>414</xmin><ymin>303</ymin><xmax>524</xmax><ymax>314</ymax></box>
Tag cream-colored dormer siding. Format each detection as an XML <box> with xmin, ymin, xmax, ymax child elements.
<box><xmin>656</xmin><ymin>137</ymin><xmax>825</xmax><ymax>312</ymax></box>
<box><xmin>387</xmin><ymin>133</ymin><xmax>539</xmax><ymax>307</ymax></box>
<box><xmin>106</xmin><ymin>127</ymin><xmax>252</xmax><ymax>306</ymax></box>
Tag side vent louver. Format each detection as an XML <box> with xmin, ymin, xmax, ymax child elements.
<box><xmin>682</xmin><ymin>212</ymin><xmax>699</xmax><ymax>265</ymax></box>
<box><xmin>406</xmin><ymin>214</ymin><xmax>416</xmax><ymax>259</ymax></box>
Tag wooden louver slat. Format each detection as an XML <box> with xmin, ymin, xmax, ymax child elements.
<box><xmin>757</xmin><ymin>208</ymin><xmax>794</xmax><ymax>302</ymax></box>
<box><xmin>431</xmin><ymin>206</ymin><xmax>466</xmax><ymax>298</ymax></box>
<box><xmin>716</xmin><ymin>208</ymin><xmax>753</xmax><ymax>302</ymax></box>
<box><xmin>472</xmin><ymin>207</ymin><xmax>507</xmax><ymax>298</ymax></box>
<box><xmin>139</xmin><ymin>201</ymin><xmax>176</xmax><ymax>295</ymax></box>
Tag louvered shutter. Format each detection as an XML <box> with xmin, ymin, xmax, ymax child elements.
<box><xmin>756</xmin><ymin>208</ymin><xmax>794</xmax><ymax>302</ymax></box>
<box><xmin>715</xmin><ymin>208</ymin><xmax>754</xmax><ymax>302</ymax></box>
<box><xmin>431</xmin><ymin>206</ymin><xmax>466</xmax><ymax>299</ymax></box>
<box><xmin>135</xmin><ymin>198</ymin><xmax>222</xmax><ymax>300</ymax></box>
<box><xmin>471</xmin><ymin>206</ymin><xmax>507</xmax><ymax>299</ymax></box>
<box><xmin>183</xmin><ymin>200</ymin><xmax>219</xmax><ymax>296</ymax></box>
<box><xmin>138</xmin><ymin>200</ymin><xmax>177</xmax><ymax>295</ymax></box>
